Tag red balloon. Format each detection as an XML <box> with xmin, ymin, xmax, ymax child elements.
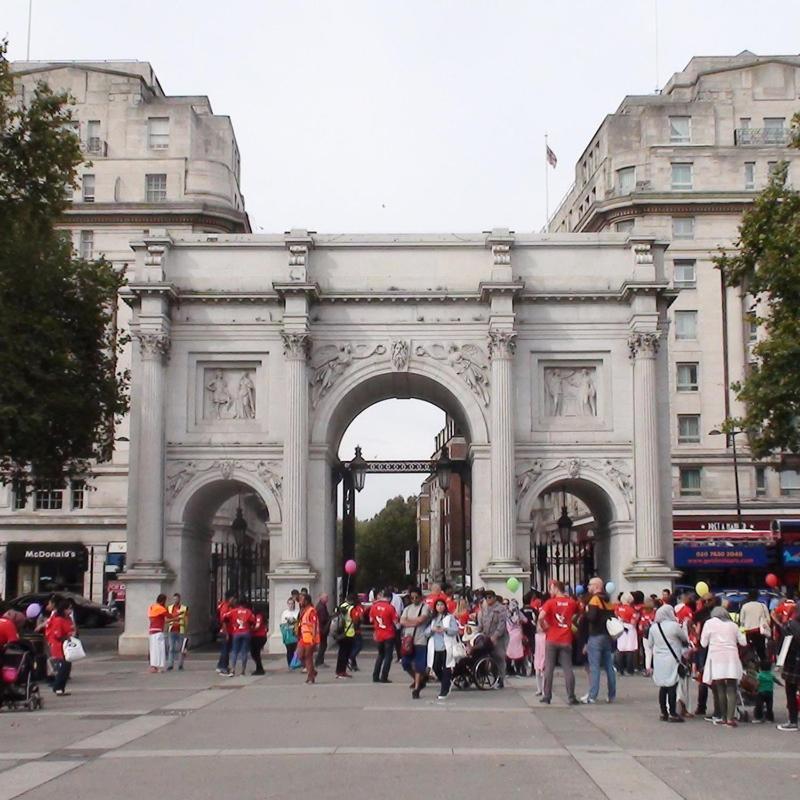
<box><xmin>344</xmin><ymin>559</ymin><xmax>357</xmax><ymax>575</ymax></box>
<box><xmin>765</xmin><ymin>573</ymin><xmax>780</xmax><ymax>588</ymax></box>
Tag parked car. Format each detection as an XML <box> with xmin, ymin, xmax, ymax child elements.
<box><xmin>7</xmin><ymin>592</ymin><xmax>117</xmax><ymax>628</ymax></box>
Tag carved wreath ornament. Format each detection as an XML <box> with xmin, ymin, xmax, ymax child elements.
<box><xmin>414</xmin><ymin>343</ymin><xmax>491</xmax><ymax>407</ymax></box>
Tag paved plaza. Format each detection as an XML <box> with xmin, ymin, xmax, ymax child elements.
<box><xmin>1</xmin><ymin>647</ymin><xmax>797</xmax><ymax>800</ymax></box>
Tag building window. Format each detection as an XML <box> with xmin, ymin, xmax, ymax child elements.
<box><xmin>71</xmin><ymin>480</ymin><xmax>86</xmax><ymax>510</ymax></box>
<box><xmin>739</xmin><ymin>117</ymin><xmax>751</xmax><ymax>130</ymax></box>
<box><xmin>678</xmin><ymin>414</ymin><xmax>701</xmax><ymax>444</ymax></box>
<box><xmin>748</xmin><ymin>316</ymin><xmax>758</xmax><ymax>343</ymax></box>
<box><xmin>763</xmin><ymin>117</ymin><xmax>786</xmax><ymax>144</ymax></box>
<box><xmin>744</xmin><ymin>161</ymin><xmax>756</xmax><ymax>190</ymax></box>
<box><xmin>780</xmin><ymin>470</ymin><xmax>800</xmax><ymax>497</ymax></box>
<box><xmin>145</xmin><ymin>173</ymin><xmax>167</xmax><ymax>202</ymax></box>
<box><xmin>12</xmin><ymin>482</ymin><xmax>27</xmax><ymax>510</ymax></box>
<box><xmin>676</xmin><ymin>362</ymin><xmax>699</xmax><ymax>392</ymax></box>
<box><xmin>82</xmin><ymin>173</ymin><xmax>95</xmax><ymax>203</ymax></box>
<box><xmin>148</xmin><ymin>117</ymin><xmax>170</xmax><ymax>150</ymax></box>
<box><xmin>617</xmin><ymin>166</ymin><xmax>635</xmax><ymax>194</ymax></box>
<box><xmin>673</xmin><ymin>259</ymin><xmax>696</xmax><ymax>288</ymax></box>
<box><xmin>768</xmin><ymin>161</ymin><xmax>779</xmax><ymax>177</ymax></box>
<box><xmin>86</xmin><ymin>120</ymin><xmax>101</xmax><ymax>153</ymax></box>
<box><xmin>671</xmin><ymin>163</ymin><xmax>693</xmax><ymax>190</ymax></box>
<box><xmin>679</xmin><ymin>468</ymin><xmax>702</xmax><ymax>496</ymax></box>
<box><xmin>615</xmin><ymin>219</ymin><xmax>635</xmax><ymax>233</ymax></box>
<box><xmin>672</xmin><ymin>217</ymin><xmax>695</xmax><ymax>239</ymax></box>
<box><xmin>34</xmin><ymin>481</ymin><xmax>64</xmax><ymax>510</ymax></box>
<box><xmin>755</xmin><ymin>467</ymin><xmax>767</xmax><ymax>497</ymax></box>
<box><xmin>669</xmin><ymin>116</ymin><xmax>692</xmax><ymax>144</ymax></box>
<box><xmin>79</xmin><ymin>230</ymin><xmax>94</xmax><ymax>260</ymax></box>
<box><xmin>674</xmin><ymin>310</ymin><xmax>697</xmax><ymax>339</ymax></box>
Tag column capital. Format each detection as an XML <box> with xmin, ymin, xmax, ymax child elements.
<box><xmin>628</xmin><ymin>330</ymin><xmax>660</xmax><ymax>360</ymax></box>
<box><xmin>136</xmin><ymin>331</ymin><xmax>170</xmax><ymax>361</ymax></box>
<box><xmin>488</xmin><ymin>329</ymin><xmax>517</xmax><ymax>360</ymax></box>
<box><xmin>281</xmin><ymin>331</ymin><xmax>311</xmax><ymax>361</ymax></box>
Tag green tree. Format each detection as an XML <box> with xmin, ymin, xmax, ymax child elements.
<box><xmin>356</xmin><ymin>495</ymin><xmax>417</xmax><ymax>591</ymax></box>
<box><xmin>0</xmin><ymin>42</ymin><xmax>128</xmax><ymax>488</ymax></box>
<box><xmin>715</xmin><ymin>112</ymin><xmax>800</xmax><ymax>459</ymax></box>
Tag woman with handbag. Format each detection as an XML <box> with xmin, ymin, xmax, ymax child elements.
<box><xmin>648</xmin><ymin>604</ymin><xmax>689</xmax><ymax>722</ymax></box>
<box><xmin>700</xmin><ymin>606</ymin><xmax>746</xmax><ymax>727</ymax></box>
<box><xmin>45</xmin><ymin>598</ymin><xmax>75</xmax><ymax>696</ymax></box>
<box><xmin>280</xmin><ymin>597</ymin><xmax>299</xmax><ymax>669</ymax></box>
<box><xmin>424</xmin><ymin>598</ymin><xmax>459</xmax><ymax>700</ymax></box>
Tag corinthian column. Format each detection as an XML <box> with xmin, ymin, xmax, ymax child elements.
<box><xmin>133</xmin><ymin>331</ymin><xmax>170</xmax><ymax>567</ymax></box>
<box><xmin>488</xmin><ymin>329</ymin><xmax>517</xmax><ymax>565</ymax></box>
<box><xmin>281</xmin><ymin>332</ymin><xmax>311</xmax><ymax>565</ymax></box>
<box><xmin>628</xmin><ymin>331</ymin><xmax>664</xmax><ymax>564</ymax></box>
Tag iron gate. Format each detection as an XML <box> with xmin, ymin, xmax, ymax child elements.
<box><xmin>530</xmin><ymin>539</ymin><xmax>595</xmax><ymax>592</ymax></box>
<box><xmin>210</xmin><ymin>542</ymin><xmax>270</xmax><ymax>611</ymax></box>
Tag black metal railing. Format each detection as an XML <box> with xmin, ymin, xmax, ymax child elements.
<box><xmin>734</xmin><ymin>128</ymin><xmax>789</xmax><ymax>146</ymax></box>
<box><xmin>531</xmin><ymin>539</ymin><xmax>595</xmax><ymax>593</ymax></box>
<box><xmin>210</xmin><ymin>542</ymin><xmax>270</xmax><ymax>610</ymax></box>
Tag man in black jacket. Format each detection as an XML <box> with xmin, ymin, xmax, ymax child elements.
<box><xmin>581</xmin><ymin>576</ymin><xmax>616</xmax><ymax>704</ymax></box>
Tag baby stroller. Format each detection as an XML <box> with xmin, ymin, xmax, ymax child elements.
<box><xmin>1</xmin><ymin>645</ymin><xmax>43</xmax><ymax>712</ymax></box>
<box><xmin>452</xmin><ymin>632</ymin><xmax>500</xmax><ymax>690</ymax></box>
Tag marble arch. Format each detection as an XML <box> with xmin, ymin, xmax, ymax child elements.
<box><xmin>118</xmin><ymin>229</ymin><xmax>680</xmax><ymax>654</ymax></box>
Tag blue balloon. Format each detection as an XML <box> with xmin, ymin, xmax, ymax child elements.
<box><xmin>575</xmin><ymin>584</ymin><xmax>585</xmax><ymax>596</ymax></box>
<box><xmin>605</xmin><ymin>581</ymin><xmax>616</xmax><ymax>595</ymax></box>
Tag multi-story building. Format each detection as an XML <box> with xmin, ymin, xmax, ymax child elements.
<box><xmin>0</xmin><ymin>61</ymin><xmax>249</xmax><ymax>603</ymax></box>
<box><xmin>549</xmin><ymin>51</ymin><xmax>800</xmax><ymax>589</ymax></box>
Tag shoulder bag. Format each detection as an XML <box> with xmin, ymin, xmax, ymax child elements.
<box><xmin>657</xmin><ymin>622</ymin><xmax>687</xmax><ymax>679</ymax></box>
<box><xmin>63</xmin><ymin>636</ymin><xmax>86</xmax><ymax>663</ymax></box>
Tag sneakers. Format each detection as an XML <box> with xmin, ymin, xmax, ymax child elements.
<box><xmin>54</xmin><ymin>689</ymin><xmax>70</xmax><ymax>696</ymax></box>
<box><xmin>567</xmin><ymin>697</ymin><xmax>580</xmax><ymax>706</ymax></box>
<box><xmin>777</xmin><ymin>722</ymin><xmax>799</xmax><ymax>731</ymax></box>
<box><xmin>335</xmin><ymin>673</ymin><xmax>352</xmax><ymax>679</ymax></box>
<box><xmin>751</xmin><ymin>718</ymin><xmax>764</xmax><ymax>724</ymax></box>
<box><xmin>411</xmin><ymin>688</ymin><xmax>421</xmax><ymax>699</ymax></box>
<box><xmin>580</xmin><ymin>694</ymin><xmax>596</xmax><ymax>704</ymax></box>
<box><xmin>712</xmin><ymin>718</ymin><xmax>728</xmax><ymax>726</ymax></box>
<box><xmin>539</xmin><ymin>697</ymin><xmax>551</xmax><ymax>704</ymax></box>
<box><xmin>704</xmin><ymin>715</ymin><xmax>722</xmax><ymax>723</ymax></box>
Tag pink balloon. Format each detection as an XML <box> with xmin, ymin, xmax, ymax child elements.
<box><xmin>344</xmin><ymin>559</ymin><xmax>357</xmax><ymax>575</ymax></box>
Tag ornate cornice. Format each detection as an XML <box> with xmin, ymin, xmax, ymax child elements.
<box><xmin>59</xmin><ymin>205</ymin><xmax>250</xmax><ymax>233</ymax></box>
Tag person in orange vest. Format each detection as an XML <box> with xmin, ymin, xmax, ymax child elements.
<box><xmin>298</xmin><ymin>592</ymin><xmax>320</xmax><ymax>684</ymax></box>
<box><xmin>166</xmin><ymin>593</ymin><xmax>189</xmax><ymax>671</ymax></box>
<box><xmin>148</xmin><ymin>594</ymin><xmax>172</xmax><ymax>673</ymax></box>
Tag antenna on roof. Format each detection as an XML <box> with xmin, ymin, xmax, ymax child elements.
<box><xmin>26</xmin><ymin>0</ymin><xmax>33</xmax><ymax>60</ymax></box>
<box><xmin>653</xmin><ymin>0</ymin><xmax>660</xmax><ymax>93</ymax></box>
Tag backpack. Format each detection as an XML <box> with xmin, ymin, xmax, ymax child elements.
<box><xmin>329</xmin><ymin>613</ymin><xmax>344</xmax><ymax>642</ymax></box>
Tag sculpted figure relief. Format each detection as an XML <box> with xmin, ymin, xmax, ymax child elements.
<box><xmin>391</xmin><ymin>340</ymin><xmax>410</xmax><ymax>372</ymax></box>
<box><xmin>415</xmin><ymin>342</ymin><xmax>490</xmax><ymax>407</ymax></box>
<box><xmin>204</xmin><ymin>368</ymin><xmax>257</xmax><ymax>420</ymax></box>
<box><xmin>310</xmin><ymin>343</ymin><xmax>387</xmax><ymax>407</ymax></box>
<box><xmin>543</xmin><ymin>366</ymin><xmax>597</xmax><ymax>417</ymax></box>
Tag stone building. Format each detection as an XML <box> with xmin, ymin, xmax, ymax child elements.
<box><xmin>0</xmin><ymin>61</ymin><xmax>249</xmax><ymax>603</ymax></box>
<box><xmin>548</xmin><ymin>51</ymin><xmax>800</xmax><ymax>589</ymax></box>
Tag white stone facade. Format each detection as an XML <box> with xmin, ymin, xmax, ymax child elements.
<box><xmin>118</xmin><ymin>229</ymin><xmax>679</xmax><ymax>654</ymax></box>
<box><xmin>548</xmin><ymin>52</ymin><xmax>800</xmax><ymax>529</ymax></box>
<box><xmin>0</xmin><ymin>62</ymin><xmax>248</xmax><ymax>603</ymax></box>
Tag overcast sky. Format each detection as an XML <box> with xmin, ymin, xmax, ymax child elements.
<box><xmin>5</xmin><ymin>1</ymin><xmax>800</xmax><ymax>517</ymax></box>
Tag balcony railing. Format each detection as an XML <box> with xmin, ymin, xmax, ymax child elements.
<box><xmin>81</xmin><ymin>138</ymin><xmax>107</xmax><ymax>156</ymax></box>
<box><xmin>734</xmin><ymin>127</ymin><xmax>789</xmax><ymax>146</ymax></box>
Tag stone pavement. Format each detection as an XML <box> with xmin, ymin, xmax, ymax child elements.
<box><xmin>1</xmin><ymin>651</ymin><xmax>798</xmax><ymax>800</ymax></box>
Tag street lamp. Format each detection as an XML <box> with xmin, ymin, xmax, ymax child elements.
<box><xmin>436</xmin><ymin>445</ymin><xmax>453</xmax><ymax>491</ymax></box>
<box><xmin>709</xmin><ymin>427</ymin><xmax>744</xmax><ymax>528</ymax></box>
<box><xmin>230</xmin><ymin>496</ymin><xmax>248</xmax><ymax>547</ymax></box>
<box><xmin>556</xmin><ymin>492</ymin><xmax>573</xmax><ymax>545</ymax></box>
<box><xmin>350</xmin><ymin>445</ymin><xmax>368</xmax><ymax>492</ymax></box>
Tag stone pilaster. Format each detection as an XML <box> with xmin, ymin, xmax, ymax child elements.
<box><xmin>625</xmin><ymin>331</ymin><xmax>679</xmax><ymax>587</ymax></box>
<box><xmin>280</xmin><ymin>332</ymin><xmax>311</xmax><ymax>567</ymax></box>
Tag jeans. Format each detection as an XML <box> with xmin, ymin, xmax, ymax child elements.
<box><xmin>230</xmin><ymin>634</ymin><xmax>251</xmax><ymax>672</ymax></box>
<box><xmin>543</xmin><ymin>643</ymin><xmax>576</xmax><ymax>701</ymax></box>
<box><xmin>53</xmin><ymin>658</ymin><xmax>72</xmax><ymax>692</ymax></box>
<box><xmin>216</xmin><ymin>635</ymin><xmax>231</xmax><ymax>671</ymax></box>
<box><xmin>785</xmin><ymin>679</ymin><xmax>799</xmax><ymax>724</ymax></box>
<box><xmin>586</xmin><ymin>634</ymin><xmax>616</xmax><ymax>701</ymax></box>
<box><xmin>754</xmin><ymin>691</ymin><xmax>774</xmax><ymax>721</ymax></box>
<box><xmin>250</xmin><ymin>636</ymin><xmax>266</xmax><ymax>673</ymax></box>
<box><xmin>336</xmin><ymin>637</ymin><xmax>353</xmax><ymax>675</ymax></box>
<box><xmin>373</xmin><ymin>639</ymin><xmax>395</xmax><ymax>681</ymax></box>
<box><xmin>659</xmin><ymin>683</ymin><xmax>677</xmax><ymax>716</ymax></box>
<box><xmin>432</xmin><ymin>650</ymin><xmax>452</xmax><ymax>696</ymax></box>
<box><xmin>167</xmin><ymin>632</ymin><xmax>186</xmax><ymax>669</ymax></box>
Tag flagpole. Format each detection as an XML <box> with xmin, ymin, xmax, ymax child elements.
<box><xmin>26</xmin><ymin>0</ymin><xmax>33</xmax><ymax>60</ymax></box>
<box><xmin>544</xmin><ymin>133</ymin><xmax>550</xmax><ymax>230</ymax></box>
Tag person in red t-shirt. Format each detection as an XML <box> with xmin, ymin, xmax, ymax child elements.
<box><xmin>539</xmin><ymin>581</ymin><xmax>579</xmax><ymax>704</ymax></box>
<box><xmin>46</xmin><ymin>598</ymin><xmax>75</xmax><ymax>695</ymax></box>
<box><xmin>250</xmin><ymin>609</ymin><xmax>268</xmax><ymax>676</ymax></box>
<box><xmin>369</xmin><ymin>589</ymin><xmax>400</xmax><ymax>683</ymax></box>
<box><xmin>225</xmin><ymin>599</ymin><xmax>256</xmax><ymax>677</ymax></box>
<box><xmin>216</xmin><ymin>591</ymin><xmax>236</xmax><ymax>675</ymax></box>
<box><xmin>0</xmin><ymin>615</ymin><xmax>19</xmax><ymax>651</ymax></box>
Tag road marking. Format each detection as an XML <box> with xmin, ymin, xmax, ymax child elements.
<box><xmin>0</xmin><ymin>761</ymin><xmax>84</xmax><ymax>800</ymax></box>
<box><xmin>0</xmin><ymin>753</ymin><xmax>49</xmax><ymax>761</ymax></box>
<box><xmin>569</xmin><ymin>749</ymin><xmax>683</xmax><ymax>800</ymax></box>
<box><xmin>66</xmin><ymin>714</ymin><xmax>176</xmax><ymax>750</ymax></box>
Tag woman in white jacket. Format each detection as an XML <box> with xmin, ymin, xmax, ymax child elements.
<box><xmin>700</xmin><ymin>606</ymin><xmax>746</xmax><ymax>727</ymax></box>
<box><xmin>425</xmin><ymin>598</ymin><xmax>459</xmax><ymax>700</ymax></box>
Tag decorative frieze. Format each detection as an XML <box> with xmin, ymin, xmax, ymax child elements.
<box><xmin>310</xmin><ymin>343</ymin><xmax>387</xmax><ymax>408</ymax></box>
<box><xmin>415</xmin><ymin>342</ymin><xmax>490</xmax><ymax>407</ymax></box>
<box><xmin>204</xmin><ymin>368</ymin><xmax>256</xmax><ymax>420</ymax></box>
<box><xmin>543</xmin><ymin>366</ymin><xmax>597</xmax><ymax>417</ymax></box>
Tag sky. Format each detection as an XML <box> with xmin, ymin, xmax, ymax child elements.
<box><xmin>4</xmin><ymin>0</ymin><xmax>799</xmax><ymax>517</ymax></box>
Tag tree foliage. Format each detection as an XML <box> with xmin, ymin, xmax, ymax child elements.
<box><xmin>355</xmin><ymin>495</ymin><xmax>417</xmax><ymax>591</ymax></box>
<box><xmin>0</xmin><ymin>42</ymin><xmax>128</xmax><ymax>488</ymax></box>
<box><xmin>715</xmin><ymin>112</ymin><xmax>800</xmax><ymax>458</ymax></box>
